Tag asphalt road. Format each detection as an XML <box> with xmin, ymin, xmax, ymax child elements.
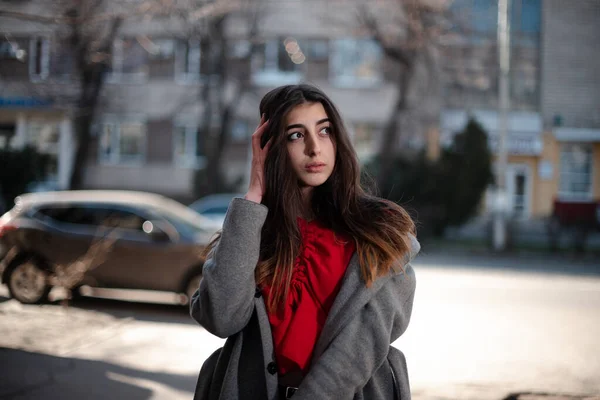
<box><xmin>1</xmin><ymin>252</ymin><xmax>599</xmax><ymax>400</ymax></box>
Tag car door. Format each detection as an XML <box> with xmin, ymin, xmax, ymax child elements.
<box><xmin>85</xmin><ymin>205</ymin><xmax>187</xmax><ymax>292</ymax></box>
<box><xmin>30</xmin><ymin>205</ymin><xmax>103</xmax><ymax>273</ymax></box>
<box><xmin>139</xmin><ymin>209</ymin><xmax>205</xmax><ymax>293</ymax></box>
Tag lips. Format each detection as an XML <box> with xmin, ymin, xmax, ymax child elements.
<box><xmin>305</xmin><ymin>162</ymin><xmax>326</xmax><ymax>173</ymax></box>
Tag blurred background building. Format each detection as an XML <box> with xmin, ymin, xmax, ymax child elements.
<box><xmin>0</xmin><ymin>0</ymin><xmax>598</xmax><ymax>221</ymax></box>
<box><xmin>441</xmin><ymin>0</ymin><xmax>600</xmax><ymax>221</ymax></box>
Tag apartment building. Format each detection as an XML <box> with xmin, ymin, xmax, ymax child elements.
<box><xmin>537</xmin><ymin>0</ymin><xmax>600</xmax><ymax>214</ymax></box>
<box><xmin>440</xmin><ymin>0</ymin><xmax>600</xmax><ymax>220</ymax></box>
<box><xmin>0</xmin><ymin>0</ymin><xmax>400</xmax><ymax>202</ymax></box>
<box><xmin>0</xmin><ymin>6</ymin><xmax>217</xmax><ymax>200</ymax></box>
<box><xmin>1</xmin><ymin>0</ymin><xmax>598</xmax><ymax>215</ymax></box>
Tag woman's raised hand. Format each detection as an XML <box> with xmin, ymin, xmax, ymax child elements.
<box><xmin>245</xmin><ymin>114</ymin><xmax>272</xmax><ymax>204</ymax></box>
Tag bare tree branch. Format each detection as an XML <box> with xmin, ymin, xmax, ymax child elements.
<box><xmin>0</xmin><ymin>0</ymin><xmax>241</xmax><ymax>25</ymax></box>
<box><xmin>48</xmin><ymin>227</ymin><xmax>119</xmax><ymax>292</ymax></box>
<box><xmin>357</xmin><ymin>5</ymin><xmax>412</xmax><ymax>67</ymax></box>
<box><xmin>353</xmin><ymin>0</ymin><xmax>451</xmax><ymax>188</ymax></box>
<box><xmin>0</xmin><ymin>10</ymin><xmax>67</xmax><ymax>24</ymax></box>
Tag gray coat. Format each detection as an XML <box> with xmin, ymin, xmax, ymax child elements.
<box><xmin>190</xmin><ymin>198</ymin><xmax>419</xmax><ymax>400</ymax></box>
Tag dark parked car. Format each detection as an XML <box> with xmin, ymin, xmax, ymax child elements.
<box><xmin>0</xmin><ymin>190</ymin><xmax>221</xmax><ymax>305</ymax></box>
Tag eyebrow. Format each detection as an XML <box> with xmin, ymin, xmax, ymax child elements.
<box><xmin>285</xmin><ymin>118</ymin><xmax>330</xmax><ymax>131</ymax></box>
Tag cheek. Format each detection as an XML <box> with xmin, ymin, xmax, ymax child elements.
<box><xmin>286</xmin><ymin>144</ymin><xmax>303</xmax><ymax>166</ymax></box>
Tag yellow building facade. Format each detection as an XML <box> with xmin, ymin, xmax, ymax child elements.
<box><xmin>497</xmin><ymin>135</ymin><xmax>600</xmax><ymax>218</ymax></box>
<box><xmin>435</xmin><ymin>111</ymin><xmax>600</xmax><ymax>220</ymax></box>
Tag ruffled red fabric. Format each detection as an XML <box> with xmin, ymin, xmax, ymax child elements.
<box><xmin>262</xmin><ymin>218</ymin><xmax>356</xmax><ymax>376</ymax></box>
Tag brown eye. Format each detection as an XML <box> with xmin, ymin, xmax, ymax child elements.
<box><xmin>287</xmin><ymin>132</ymin><xmax>303</xmax><ymax>141</ymax></box>
<box><xmin>319</xmin><ymin>127</ymin><xmax>332</xmax><ymax>136</ymax></box>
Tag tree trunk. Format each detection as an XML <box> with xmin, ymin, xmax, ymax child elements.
<box><xmin>377</xmin><ymin>63</ymin><xmax>413</xmax><ymax>192</ymax></box>
<box><xmin>69</xmin><ymin>70</ymin><xmax>104</xmax><ymax>189</ymax></box>
<box><xmin>193</xmin><ymin>10</ymin><xmax>261</xmax><ymax>197</ymax></box>
<box><xmin>194</xmin><ymin>17</ymin><xmax>227</xmax><ymax>197</ymax></box>
<box><xmin>69</xmin><ymin>114</ymin><xmax>93</xmax><ymax>189</ymax></box>
<box><xmin>67</xmin><ymin>13</ymin><xmax>121</xmax><ymax>189</ymax></box>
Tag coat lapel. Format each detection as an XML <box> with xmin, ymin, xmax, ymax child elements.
<box><xmin>311</xmin><ymin>235</ymin><xmax>420</xmax><ymax>362</ymax></box>
<box><xmin>311</xmin><ymin>253</ymin><xmax>389</xmax><ymax>361</ymax></box>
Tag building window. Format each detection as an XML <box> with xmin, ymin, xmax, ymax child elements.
<box><xmin>28</xmin><ymin>121</ymin><xmax>60</xmax><ymax>152</ymax></box>
<box><xmin>0</xmin><ymin>39</ymin><xmax>25</xmax><ymax>60</ymax></box>
<box><xmin>451</xmin><ymin>0</ymin><xmax>540</xmax><ymax>42</ymax></box>
<box><xmin>27</xmin><ymin>120</ymin><xmax>60</xmax><ymax>181</ymax></box>
<box><xmin>50</xmin><ymin>40</ymin><xmax>75</xmax><ymax>81</ymax></box>
<box><xmin>108</xmin><ymin>38</ymin><xmax>149</xmax><ymax>82</ymax></box>
<box><xmin>173</xmin><ymin>122</ymin><xmax>205</xmax><ymax>168</ymax></box>
<box><xmin>442</xmin><ymin>0</ymin><xmax>540</xmax><ymax>110</ymax></box>
<box><xmin>559</xmin><ymin>144</ymin><xmax>593</xmax><ymax>200</ymax></box>
<box><xmin>512</xmin><ymin>0</ymin><xmax>541</xmax><ymax>35</ymax></box>
<box><xmin>29</xmin><ymin>37</ymin><xmax>50</xmax><ymax>81</ymax></box>
<box><xmin>306</xmin><ymin>40</ymin><xmax>329</xmax><ymax>61</ymax></box>
<box><xmin>148</xmin><ymin>38</ymin><xmax>175</xmax><ymax>61</ymax></box>
<box><xmin>331</xmin><ymin>39</ymin><xmax>382</xmax><ymax>87</ymax></box>
<box><xmin>252</xmin><ymin>38</ymin><xmax>304</xmax><ymax>86</ymax></box>
<box><xmin>229</xmin><ymin>40</ymin><xmax>251</xmax><ymax>59</ymax></box>
<box><xmin>231</xmin><ymin>120</ymin><xmax>250</xmax><ymax>142</ymax></box>
<box><xmin>99</xmin><ymin>118</ymin><xmax>146</xmax><ymax>164</ymax></box>
<box><xmin>472</xmin><ymin>0</ymin><xmax>498</xmax><ymax>34</ymax></box>
<box><xmin>175</xmin><ymin>39</ymin><xmax>201</xmax><ymax>83</ymax></box>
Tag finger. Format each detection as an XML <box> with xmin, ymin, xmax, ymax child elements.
<box><xmin>255</xmin><ymin>113</ymin><xmax>265</xmax><ymax>130</ymax></box>
<box><xmin>253</xmin><ymin>117</ymin><xmax>269</xmax><ymax>134</ymax></box>
<box><xmin>262</xmin><ymin>137</ymin><xmax>273</xmax><ymax>153</ymax></box>
<box><xmin>252</xmin><ymin>120</ymin><xmax>269</xmax><ymax>145</ymax></box>
<box><xmin>252</xmin><ymin>122</ymin><xmax>269</xmax><ymax>153</ymax></box>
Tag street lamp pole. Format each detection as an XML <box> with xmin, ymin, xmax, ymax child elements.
<box><xmin>493</xmin><ymin>0</ymin><xmax>511</xmax><ymax>251</ymax></box>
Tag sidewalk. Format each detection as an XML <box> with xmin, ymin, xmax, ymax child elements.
<box><xmin>1</xmin><ymin>348</ymin><xmax>196</xmax><ymax>400</ymax></box>
<box><xmin>0</xmin><ymin>293</ymin><xmax>209</xmax><ymax>400</ymax></box>
<box><xmin>419</xmin><ymin>239</ymin><xmax>600</xmax><ymax>274</ymax></box>
<box><xmin>1</xmin><ymin>266</ymin><xmax>599</xmax><ymax>400</ymax></box>
<box><xmin>2</xmin><ymin>346</ymin><xmax>598</xmax><ymax>400</ymax></box>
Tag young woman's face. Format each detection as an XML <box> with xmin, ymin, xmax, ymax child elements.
<box><xmin>284</xmin><ymin>102</ymin><xmax>336</xmax><ymax>189</ymax></box>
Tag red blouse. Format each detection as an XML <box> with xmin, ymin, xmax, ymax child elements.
<box><xmin>261</xmin><ymin>218</ymin><xmax>356</xmax><ymax>376</ymax></box>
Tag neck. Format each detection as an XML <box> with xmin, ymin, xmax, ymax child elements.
<box><xmin>300</xmin><ymin>186</ymin><xmax>314</xmax><ymax>220</ymax></box>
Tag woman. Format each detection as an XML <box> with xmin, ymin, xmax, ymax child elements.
<box><xmin>190</xmin><ymin>84</ymin><xmax>419</xmax><ymax>400</ymax></box>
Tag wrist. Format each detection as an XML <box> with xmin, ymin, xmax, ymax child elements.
<box><xmin>244</xmin><ymin>192</ymin><xmax>262</xmax><ymax>204</ymax></box>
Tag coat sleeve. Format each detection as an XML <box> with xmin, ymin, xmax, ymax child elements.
<box><xmin>189</xmin><ymin>197</ymin><xmax>268</xmax><ymax>338</ymax></box>
<box><xmin>292</xmin><ymin>264</ymin><xmax>416</xmax><ymax>400</ymax></box>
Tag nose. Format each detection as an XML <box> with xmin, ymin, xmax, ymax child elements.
<box><xmin>305</xmin><ymin>132</ymin><xmax>321</xmax><ymax>156</ymax></box>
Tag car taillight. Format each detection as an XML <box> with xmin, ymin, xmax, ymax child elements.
<box><xmin>0</xmin><ymin>224</ymin><xmax>17</xmax><ymax>238</ymax></box>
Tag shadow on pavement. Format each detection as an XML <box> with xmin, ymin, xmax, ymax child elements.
<box><xmin>0</xmin><ymin>348</ymin><xmax>198</xmax><ymax>400</ymax></box>
<box><xmin>64</xmin><ymin>296</ymin><xmax>198</xmax><ymax>326</ymax></box>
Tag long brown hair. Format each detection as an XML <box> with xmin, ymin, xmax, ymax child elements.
<box><xmin>207</xmin><ymin>84</ymin><xmax>415</xmax><ymax>312</ymax></box>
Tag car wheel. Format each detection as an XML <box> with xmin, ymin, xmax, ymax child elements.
<box><xmin>185</xmin><ymin>273</ymin><xmax>203</xmax><ymax>304</ymax></box>
<box><xmin>68</xmin><ymin>285</ymin><xmax>85</xmax><ymax>301</ymax></box>
<box><xmin>6</xmin><ymin>258</ymin><xmax>51</xmax><ymax>304</ymax></box>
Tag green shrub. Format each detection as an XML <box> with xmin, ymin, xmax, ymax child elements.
<box><xmin>368</xmin><ymin>118</ymin><xmax>494</xmax><ymax>237</ymax></box>
<box><xmin>0</xmin><ymin>146</ymin><xmax>51</xmax><ymax>208</ymax></box>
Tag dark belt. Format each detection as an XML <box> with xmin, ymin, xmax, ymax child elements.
<box><xmin>278</xmin><ymin>385</ymin><xmax>298</xmax><ymax>399</ymax></box>
<box><xmin>278</xmin><ymin>369</ymin><xmax>302</xmax><ymax>398</ymax></box>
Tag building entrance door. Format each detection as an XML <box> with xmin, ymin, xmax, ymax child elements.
<box><xmin>506</xmin><ymin>164</ymin><xmax>531</xmax><ymax>218</ymax></box>
<box><xmin>0</xmin><ymin>124</ymin><xmax>15</xmax><ymax>149</ymax></box>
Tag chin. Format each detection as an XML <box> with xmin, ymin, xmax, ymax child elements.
<box><xmin>300</xmin><ymin>174</ymin><xmax>330</xmax><ymax>187</ymax></box>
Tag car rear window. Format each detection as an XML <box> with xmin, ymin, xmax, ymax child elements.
<box><xmin>34</xmin><ymin>205</ymin><xmax>145</xmax><ymax>231</ymax></box>
<box><xmin>201</xmin><ymin>206</ymin><xmax>229</xmax><ymax>215</ymax></box>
